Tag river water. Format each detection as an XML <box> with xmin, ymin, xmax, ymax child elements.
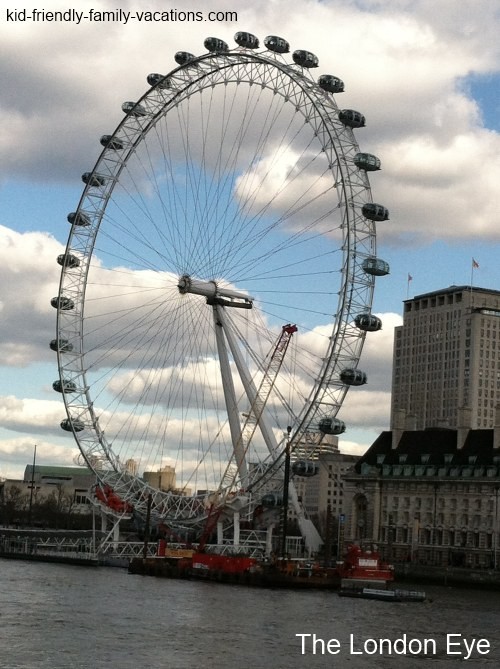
<box><xmin>1</xmin><ymin>559</ymin><xmax>500</xmax><ymax>668</ymax></box>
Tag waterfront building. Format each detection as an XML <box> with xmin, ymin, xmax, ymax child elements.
<box><xmin>339</xmin><ymin>285</ymin><xmax>500</xmax><ymax>568</ymax></box>
<box><xmin>1</xmin><ymin>465</ymin><xmax>94</xmax><ymax>518</ymax></box>
<box><xmin>342</xmin><ymin>422</ymin><xmax>500</xmax><ymax>568</ymax></box>
<box><xmin>143</xmin><ymin>465</ymin><xmax>176</xmax><ymax>492</ymax></box>
<box><xmin>391</xmin><ymin>285</ymin><xmax>500</xmax><ymax>430</ymax></box>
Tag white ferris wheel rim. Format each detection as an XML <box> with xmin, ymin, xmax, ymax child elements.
<box><xmin>54</xmin><ymin>33</ymin><xmax>381</xmax><ymax>526</ymax></box>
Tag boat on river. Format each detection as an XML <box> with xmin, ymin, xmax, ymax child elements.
<box><xmin>339</xmin><ymin>587</ymin><xmax>426</xmax><ymax>602</ymax></box>
<box><xmin>128</xmin><ymin>542</ymin><xmax>394</xmax><ymax>591</ymax></box>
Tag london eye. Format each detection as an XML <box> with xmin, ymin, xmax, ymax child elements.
<box><xmin>51</xmin><ymin>32</ymin><xmax>389</xmax><ymax>551</ymax></box>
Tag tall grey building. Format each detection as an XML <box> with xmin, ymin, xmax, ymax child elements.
<box><xmin>391</xmin><ymin>285</ymin><xmax>500</xmax><ymax>431</ymax></box>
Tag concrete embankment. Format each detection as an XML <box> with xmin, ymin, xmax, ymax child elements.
<box><xmin>395</xmin><ymin>562</ymin><xmax>500</xmax><ymax>589</ymax></box>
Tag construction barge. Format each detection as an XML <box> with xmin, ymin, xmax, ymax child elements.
<box><xmin>129</xmin><ymin>543</ymin><xmax>394</xmax><ymax>590</ymax></box>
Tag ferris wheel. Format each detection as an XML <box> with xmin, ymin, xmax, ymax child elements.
<box><xmin>51</xmin><ymin>32</ymin><xmax>389</xmax><ymax>544</ymax></box>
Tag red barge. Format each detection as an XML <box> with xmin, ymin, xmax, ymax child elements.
<box><xmin>128</xmin><ymin>543</ymin><xmax>394</xmax><ymax>590</ymax></box>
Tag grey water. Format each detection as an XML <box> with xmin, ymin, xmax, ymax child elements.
<box><xmin>1</xmin><ymin>559</ymin><xmax>500</xmax><ymax>668</ymax></box>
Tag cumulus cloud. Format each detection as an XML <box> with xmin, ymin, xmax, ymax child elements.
<box><xmin>0</xmin><ymin>225</ymin><xmax>63</xmax><ymax>365</ymax></box>
<box><xmin>0</xmin><ymin>395</ymin><xmax>65</xmax><ymax>435</ymax></box>
<box><xmin>2</xmin><ymin>0</ymin><xmax>500</xmax><ymax>479</ymax></box>
<box><xmin>1</xmin><ymin>0</ymin><xmax>499</xmax><ymax>246</ymax></box>
<box><xmin>0</xmin><ymin>437</ymin><xmax>78</xmax><ymax>480</ymax></box>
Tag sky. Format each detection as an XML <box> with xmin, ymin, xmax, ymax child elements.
<box><xmin>1</xmin><ymin>0</ymin><xmax>500</xmax><ymax>481</ymax></box>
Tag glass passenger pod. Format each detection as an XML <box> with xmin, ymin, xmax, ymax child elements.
<box><xmin>57</xmin><ymin>253</ymin><xmax>80</xmax><ymax>269</ymax></box>
<box><xmin>354</xmin><ymin>313</ymin><xmax>382</xmax><ymax>332</ymax></box>
<box><xmin>234</xmin><ymin>32</ymin><xmax>260</xmax><ymax>49</ymax></box>
<box><xmin>121</xmin><ymin>101</ymin><xmax>148</xmax><ymax>117</ymax></box>
<box><xmin>67</xmin><ymin>211</ymin><xmax>91</xmax><ymax>227</ymax></box>
<box><xmin>50</xmin><ymin>296</ymin><xmax>74</xmax><ymax>311</ymax></box>
<box><xmin>50</xmin><ymin>338</ymin><xmax>74</xmax><ymax>353</ymax></box>
<box><xmin>292</xmin><ymin>460</ymin><xmax>319</xmax><ymax>477</ymax></box>
<box><xmin>354</xmin><ymin>152</ymin><xmax>381</xmax><ymax>171</ymax></box>
<box><xmin>362</xmin><ymin>257</ymin><xmax>390</xmax><ymax>276</ymax></box>
<box><xmin>362</xmin><ymin>202</ymin><xmax>389</xmax><ymax>221</ymax></box>
<box><xmin>338</xmin><ymin>109</ymin><xmax>366</xmax><ymax>128</ymax></box>
<box><xmin>292</xmin><ymin>50</ymin><xmax>319</xmax><ymax>68</ymax></box>
<box><xmin>204</xmin><ymin>37</ymin><xmax>229</xmax><ymax>53</ymax></box>
<box><xmin>60</xmin><ymin>417</ymin><xmax>85</xmax><ymax>432</ymax></box>
<box><xmin>261</xmin><ymin>492</ymin><xmax>283</xmax><ymax>508</ymax></box>
<box><xmin>318</xmin><ymin>74</ymin><xmax>344</xmax><ymax>93</ymax></box>
<box><xmin>264</xmin><ymin>35</ymin><xmax>290</xmax><ymax>53</ymax></box>
<box><xmin>100</xmin><ymin>135</ymin><xmax>124</xmax><ymax>150</ymax></box>
<box><xmin>340</xmin><ymin>369</ymin><xmax>367</xmax><ymax>386</ymax></box>
<box><xmin>147</xmin><ymin>73</ymin><xmax>171</xmax><ymax>89</ymax></box>
<box><xmin>52</xmin><ymin>379</ymin><xmax>77</xmax><ymax>393</ymax></box>
<box><xmin>318</xmin><ymin>417</ymin><xmax>346</xmax><ymax>435</ymax></box>
<box><xmin>175</xmin><ymin>51</ymin><xmax>196</xmax><ymax>65</ymax></box>
<box><xmin>81</xmin><ymin>172</ymin><xmax>106</xmax><ymax>187</ymax></box>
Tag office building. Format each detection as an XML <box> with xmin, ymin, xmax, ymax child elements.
<box><xmin>392</xmin><ymin>285</ymin><xmax>500</xmax><ymax>430</ymax></box>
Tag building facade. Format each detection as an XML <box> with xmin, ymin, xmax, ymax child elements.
<box><xmin>343</xmin><ymin>425</ymin><xmax>500</xmax><ymax>568</ymax></box>
<box><xmin>391</xmin><ymin>285</ymin><xmax>500</xmax><ymax>430</ymax></box>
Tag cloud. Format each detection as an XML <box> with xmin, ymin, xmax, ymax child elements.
<box><xmin>0</xmin><ymin>225</ymin><xmax>64</xmax><ymax>365</ymax></box>
<box><xmin>0</xmin><ymin>395</ymin><xmax>66</xmax><ymax>435</ymax></box>
<box><xmin>0</xmin><ymin>436</ymin><xmax>79</xmax><ymax>480</ymax></box>
<box><xmin>2</xmin><ymin>0</ymin><xmax>500</xmax><ymax>483</ymax></box>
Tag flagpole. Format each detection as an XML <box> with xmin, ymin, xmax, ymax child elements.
<box><xmin>471</xmin><ymin>258</ymin><xmax>479</xmax><ymax>288</ymax></box>
<box><xmin>406</xmin><ymin>273</ymin><xmax>412</xmax><ymax>299</ymax></box>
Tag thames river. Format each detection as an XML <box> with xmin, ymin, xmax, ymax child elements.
<box><xmin>1</xmin><ymin>559</ymin><xmax>500</xmax><ymax>668</ymax></box>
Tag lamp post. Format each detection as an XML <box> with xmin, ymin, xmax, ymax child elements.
<box><xmin>280</xmin><ymin>426</ymin><xmax>292</xmax><ymax>558</ymax></box>
<box><xmin>494</xmin><ymin>485</ymin><xmax>499</xmax><ymax>570</ymax></box>
<box><xmin>28</xmin><ymin>444</ymin><xmax>37</xmax><ymax>526</ymax></box>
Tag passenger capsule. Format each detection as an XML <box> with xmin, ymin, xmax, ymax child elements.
<box><xmin>362</xmin><ymin>257</ymin><xmax>390</xmax><ymax>277</ymax></box>
<box><xmin>292</xmin><ymin>460</ymin><xmax>319</xmax><ymax>477</ymax></box>
<box><xmin>338</xmin><ymin>109</ymin><xmax>366</xmax><ymax>128</ymax></box>
<box><xmin>57</xmin><ymin>253</ymin><xmax>80</xmax><ymax>269</ymax></box>
<box><xmin>340</xmin><ymin>368</ymin><xmax>368</xmax><ymax>386</ymax></box>
<box><xmin>292</xmin><ymin>50</ymin><xmax>319</xmax><ymax>68</ymax></box>
<box><xmin>234</xmin><ymin>32</ymin><xmax>260</xmax><ymax>49</ymax></box>
<box><xmin>100</xmin><ymin>135</ymin><xmax>124</xmax><ymax>150</ymax></box>
<box><xmin>60</xmin><ymin>417</ymin><xmax>85</xmax><ymax>432</ymax></box>
<box><xmin>147</xmin><ymin>73</ymin><xmax>170</xmax><ymax>89</ymax></box>
<box><xmin>354</xmin><ymin>152</ymin><xmax>381</xmax><ymax>171</ymax></box>
<box><xmin>67</xmin><ymin>211</ymin><xmax>91</xmax><ymax>227</ymax></box>
<box><xmin>355</xmin><ymin>313</ymin><xmax>382</xmax><ymax>332</ymax></box>
<box><xmin>51</xmin><ymin>296</ymin><xmax>74</xmax><ymax>311</ymax></box>
<box><xmin>264</xmin><ymin>35</ymin><xmax>290</xmax><ymax>53</ymax></box>
<box><xmin>318</xmin><ymin>74</ymin><xmax>344</xmax><ymax>93</ymax></box>
<box><xmin>175</xmin><ymin>51</ymin><xmax>196</xmax><ymax>65</ymax></box>
<box><xmin>52</xmin><ymin>379</ymin><xmax>77</xmax><ymax>393</ymax></box>
<box><xmin>122</xmin><ymin>101</ymin><xmax>147</xmax><ymax>117</ymax></box>
<box><xmin>318</xmin><ymin>417</ymin><xmax>346</xmax><ymax>435</ymax></box>
<box><xmin>50</xmin><ymin>339</ymin><xmax>73</xmax><ymax>353</ymax></box>
<box><xmin>261</xmin><ymin>492</ymin><xmax>283</xmax><ymax>508</ymax></box>
<box><xmin>362</xmin><ymin>202</ymin><xmax>389</xmax><ymax>221</ymax></box>
<box><xmin>82</xmin><ymin>172</ymin><xmax>106</xmax><ymax>187</ymax></box>
<box><xmin>204</xmin><ymin>37</ymin><xmax>229</xmax><ymax>52</ymax></box>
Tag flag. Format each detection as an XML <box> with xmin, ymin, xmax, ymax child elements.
<box><xmin>472</xmin><ymin>258</ymin><xmax>479</xmax><ymax>269</ymax></box>
<box><xmin>408</xmin><ymin>273</ymin><xmax>413</xmax><ymax>282</ymax></box>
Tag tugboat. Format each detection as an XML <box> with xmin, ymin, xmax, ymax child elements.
<box><xmin>336</xmin><ymin>544</ymin><xmax>394</xmax><ymax>589</ymax></box>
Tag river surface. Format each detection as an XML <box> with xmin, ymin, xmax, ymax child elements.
<box><xmin>1</xmin><ymin>559</ymin><xmax>500</xmax><ymax>668</ymax></box>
